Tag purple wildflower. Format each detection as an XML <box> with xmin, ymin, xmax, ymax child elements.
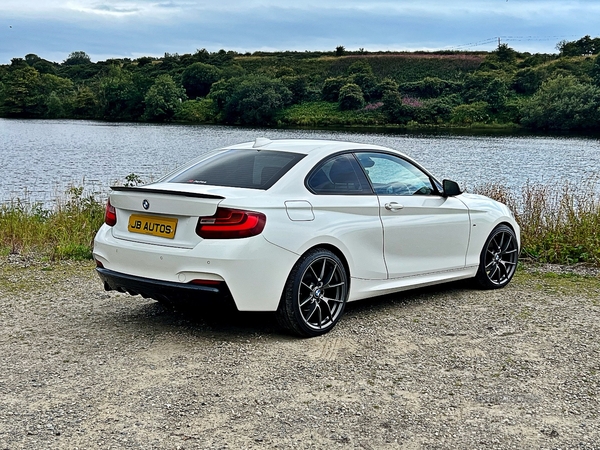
<box><xmin>363</xmin><ymin>102</ymin><xmax>384</xmax><ymax>111</ymax></box>
<box><xmin>401</xmin><ymin>96</ymin><xmax>423</xmax><ymax>108</ymax></box>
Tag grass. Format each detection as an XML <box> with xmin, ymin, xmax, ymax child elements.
<box><xmin>513</xmin><ymin>270</ymin><xmax>600</xmax><ymax>298</ymax></box>
<box><xmin>0</xmin><ymin>186</ymin><xmax>104</xmax><ymax>260</ymax></box>
<box><xmin>277</xmin><ymin>101</ymin><xmax>388</xmax><ymax>127</ymax></box>
<box><xmin>1</xmin><ymin>180</ymin><xmax>599</xmax><ymax>267</ymax></box>
<box><xmin>473</xmin><ymin>178</ymin><xmax>600</xmax><ymax>266</ymax></box>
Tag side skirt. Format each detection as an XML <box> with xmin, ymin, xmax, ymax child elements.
<box><xmin>348</xmin><ymin>265</ymin><xmax>478</xmax><ymax>302</ymax></box>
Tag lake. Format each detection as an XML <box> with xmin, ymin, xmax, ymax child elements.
<box><xmin>1</xmin><ymin>118</ymin><xmax>599</xmax><ymax>206</ymax></box>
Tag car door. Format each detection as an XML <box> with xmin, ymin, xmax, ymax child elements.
<box><xmin>355</xmin><ymin>152</ymin><xmax>471</xmax><ymax>279</ymax></box>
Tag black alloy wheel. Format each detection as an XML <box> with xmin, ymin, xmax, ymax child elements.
<box><xmin>277</xmin><ymin>248</ymin><xmax>348</xmax><ymax>337</ymax></box>
<box><xmin>475</xmin><ymin>224</ymin><xmax>519</xmax><ymax>289</ymax></box>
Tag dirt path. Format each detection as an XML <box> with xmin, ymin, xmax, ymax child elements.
<box><xmin>1</xmin><ymin>257</ymin><xmax>599</xmax><ymax>449</ymax></box>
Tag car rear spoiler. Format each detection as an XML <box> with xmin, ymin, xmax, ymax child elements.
<box><xmin>110</xmin><ymin>186</ymin><xmax>225</xmax><ymax>200</ymax></box>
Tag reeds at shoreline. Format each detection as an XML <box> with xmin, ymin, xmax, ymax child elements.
<box><xmin>1</xmin><ymin>182</ymin><xmax>599</xmax><ymax>267</ymax></box>
<box><xmin>0</xmin><ymin>186</ymin><xmax>104</xmax><ymax>260</ymax></box>
<box><xmin>473</xmin><ymin>179</ymin><xmax>600</xmax><ymax>266</ymax></box>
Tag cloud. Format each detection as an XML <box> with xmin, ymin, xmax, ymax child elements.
<box><xmin>84</xmin><ymin>4</ymin><xmax>141</xmax><ymax>15</ymax></box>
<box><xmin>0</xmin><ymin>0</ymin><xmax>598</xmax><ymax>63</ymax></box>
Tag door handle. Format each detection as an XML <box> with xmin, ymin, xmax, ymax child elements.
<box><xmin>384</xmin><ymin>202</ymin><xmax>404</xmax><ymax>211</ymax></box>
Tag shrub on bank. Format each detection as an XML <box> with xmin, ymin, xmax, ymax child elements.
<box><xmin>174</xmin><ymin>99</ymin><xmax>217</xmax><ymax>123</ymax></box>
<box><xmin>338</xmin><ymin>83</ymin><xmax>365</xmax><ymax>110</ymax></box>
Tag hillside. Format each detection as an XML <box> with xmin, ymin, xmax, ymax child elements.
<box><xmin>0</xmin><ymin>36</ymin><xmax>599</xmax><ymax>130</ymax></box>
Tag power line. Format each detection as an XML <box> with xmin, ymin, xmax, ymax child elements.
<box><xmin>450</xmin><ymin>35</ymin><xmax>581</xmax><ymax>50</ymax></box>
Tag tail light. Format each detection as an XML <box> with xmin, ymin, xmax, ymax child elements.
<box><xmin>104</xmin><ymin>199</ymin><xmax>117</xmax><ymax>226</ymax></box>
<box><xmin>196</xmin><ymin>207</ymin><xmax>266</xmax><ymax>239</ymax></box>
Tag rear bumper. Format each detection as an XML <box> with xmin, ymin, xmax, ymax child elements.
<box><xmin>93</xmin><ymin>225</ymin><xmax>299</xmax><ymax>311</ymax></box>
<box><xmin>96</xmin><ymin>267</ymin><xmax>231</xmax><ymax>306</ymax></box>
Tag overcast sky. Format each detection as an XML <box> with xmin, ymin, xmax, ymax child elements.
<box><xmin>0</xmin><ymin>0</ymin><xmax>598</xmax><ymax>64</ymax></box>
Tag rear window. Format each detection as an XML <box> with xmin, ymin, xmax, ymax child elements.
<box><xmin>168</xmin><ymin>149</ymin><xmax>305</xmax><ymax>190</ymax></box>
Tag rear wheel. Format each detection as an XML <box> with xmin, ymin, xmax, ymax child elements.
<box><xmin>475</xmin><ymin>224</ymin><xmax>518</xmax><ymax>289</ymax></box>
<box><xmin>277</xmin><ymin>248</ymin><xmax>348</xmax><ymax>337</ymax></box>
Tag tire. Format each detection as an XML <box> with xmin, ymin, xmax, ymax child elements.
<box><xmin>475</xmin><ymin>224</ymin><xmax>519</xmax><ymax>289</ymax></box>
<box><xmin>277</xmin><ymin>248</ymin><xmax>348</xmax><ymax>337</ymax></box>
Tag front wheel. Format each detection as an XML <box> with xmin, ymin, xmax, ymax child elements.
<box><xmin>277</xmin><ymin>248</ymin><xmax>348</xmax><ymax>337</ymax></box>
<box><xmin>475</xmin><ymin>224</ymin><xmax>519</xmax><ymax>289</ymax></box>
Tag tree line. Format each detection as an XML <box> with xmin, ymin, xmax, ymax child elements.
<box><xmin>1</xmin><ymin>35</ymin><xmax>600</xmax><ymax>131</ymax></box>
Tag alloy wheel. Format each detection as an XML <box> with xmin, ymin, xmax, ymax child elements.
<box><xmin>483</xmin><ymin>228</ymin><xmax>518</xmax><ymax>286</ymax></box>
<box><xmin>297</xmin><ymin>255</ymin><xmax>347</xmax><ymax>331</ymax></box>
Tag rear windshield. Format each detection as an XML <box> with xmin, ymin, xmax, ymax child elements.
<box><xmin>168</xmin><ymin>149</ymin><xmax>305</xmax><ymax>190</ymax></box>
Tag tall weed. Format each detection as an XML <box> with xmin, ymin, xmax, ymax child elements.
<box><xmin>2</xmin><ymin>181</ymin><xmax>599</xmax><ymax>265</ymax></box>
<box><xmin>473</xmin><ymin>179</ymin><xmax>600</xmax><ymax>265</ymax></box>
<box><xmin>0</xmin><ymin>186</ymin><xmax>104</xmax><ymax>260</ymax></box>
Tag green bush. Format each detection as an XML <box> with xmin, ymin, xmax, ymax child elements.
<box><xmin>416</xmin><ymin>96</ymin><xmax>459</xmax><ymax>124</ymax></box>
<box><xmin>97</xmin><ymin>65</ymin><xmax>145</xmax><ymax>121</ymax></box>
<box><xmin>278</xmin><ymin>101</ymin><xmax>386</xmax><ymax>127</ymax></box>
<box><xmin>209</xmin><ymin>75</ymin><xmax>292</xmax><ymax>125</ymax></box>
<box><xmin>338</xmin><ymin>83</ymin><xmax>365</xmax><ymax>110</ymax></box>
<box><xmin>399</xmin><ymin>77</ymin><xmax>462</xmax><ymax>99</ymax></box>
<box><xmin>322</xmin><ymin>77</ymin><xmax>347</xmax><ymax>102</ymax></box>
<box><xmin>371</xmin><ymin>78</ymin><xmax>399</xmax><ymax>100</ymax></box>
<box><xmin>591</xmin><ymin>54</ymin><xmax>600</xmax><ymax>86</ymax></box>
<box><xmin>45</xmin><ymin>92</ymin><xmax>66</xmax><ymax>118</ymax></box>
<box><xmin>513</xmin><ymin>67</ymin><xmax>548</xmax><ymax>95</ymax></box>
<box><xmin>280</xmin><ymin>75</ymin><xmax>310</xmax><ymax>103</ymax></box>
<box><xmin>381</xmin><ymin>91</ymin><xmax>421</xmax><ymax>124</ymax></box>
<box><xmin>462</xmin><ymin>72</ymin><xmax>509</xmax><ymax>112</ymax></box>
<box><xmin>181</xmin><ymin>62</ymin><xmax>221</xmax><ymax>99</ymax></box>
<box><xmin>143</xmin><ymin>74</ymin><xmax>187</xmax><ymax>122</ymax></box>
<box><xmin>520</xmin><ymin>75</ymin><xmax>600</xmax><ymax>130</ymax></box>
<box><xmin>450</xmin><ymin>101</ymin><xmax>490</xmax><ymax>125</ymax></box>
<box><xmin>346</xmin><ymin>61</ymin><xmax>376</xmax><ymax>99</ymax></box>
<box><xmin>174</xmin><ymin>99</ymin><xmax>216</xmax><ymax>122</ymax></box>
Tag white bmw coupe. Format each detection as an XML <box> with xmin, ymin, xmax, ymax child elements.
<box><xmin>94</xmin><ymin>138</ymin><xmax>520</xmax><ymax>337</ymax></box>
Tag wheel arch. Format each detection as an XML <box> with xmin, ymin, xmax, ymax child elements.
<box><xmin>276</xmin><ymin>243</ymin><xmax>351</xmax><ymax>337</ymax></box>
<box><xmin>286</xmin><ymin>243</ymin><xmax>352</xmax><ymax>296</ymax></box>
<box><xmin>494</xmin><ymin>220</ymin><xmax>521</xmax><ymax>251</ymax></box>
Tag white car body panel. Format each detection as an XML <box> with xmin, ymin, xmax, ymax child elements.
<box><xmin>376</xmin><ymin>194</ymin><xmax>471</xmax><ymax>278</ymax></box>
<box><xmin>459</xmin><ymin>193</ymin><xmax>517</xmax><ymax>267</ymax></box>
<box><xmin>262</xmin><ymin>194</ymin><xmax>387</xmax><ymax>281</ymax></box>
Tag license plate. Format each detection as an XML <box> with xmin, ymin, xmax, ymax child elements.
<box><xmin>128</xmin><ymin>214</ymin><xmax>178</xmax><ymax>239</ymax></box>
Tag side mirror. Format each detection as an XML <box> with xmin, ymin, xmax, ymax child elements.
<box><xmin>442</xmin><ymin>179</ymin><xmax>462</xmax><ymax>197</ymax></box>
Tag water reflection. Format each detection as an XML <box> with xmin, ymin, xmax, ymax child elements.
<box><xmin>1</xmin><ymin>118</ymin><xmax>599</xmax><ymax>206</ymax></box>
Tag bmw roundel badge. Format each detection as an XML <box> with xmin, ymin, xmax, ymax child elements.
<box><xmin>142</xmin><ymin>199</ymin><xmax>150</xmax><ymax>210</ymax></box>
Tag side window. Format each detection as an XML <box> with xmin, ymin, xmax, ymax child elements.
<box><xmin>356</xmin><ymin>152</ymin><xmax>436</xmax><ymax>196</ymax></box>
<box><xmin>307</xmin><ymin>154</ymin><xmax>373</xmax><ymax>195</ymax></box>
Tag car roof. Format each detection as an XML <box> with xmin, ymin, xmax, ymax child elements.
<box><xmin>224</xmin><ymin>138</ymin><xmax>402</xmax><ymax>157</ymax></box>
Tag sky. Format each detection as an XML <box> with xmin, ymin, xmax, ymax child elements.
<box><xmin>0</xmin><ymin>0</ymin><xmax>598</xmax><ymax>64</ymax></box>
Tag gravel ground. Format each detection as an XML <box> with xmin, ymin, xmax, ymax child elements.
<box><xmin>1</xmin><ymin>256</ymin><xmax>599</xmax><ymax>450</ymax></box>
